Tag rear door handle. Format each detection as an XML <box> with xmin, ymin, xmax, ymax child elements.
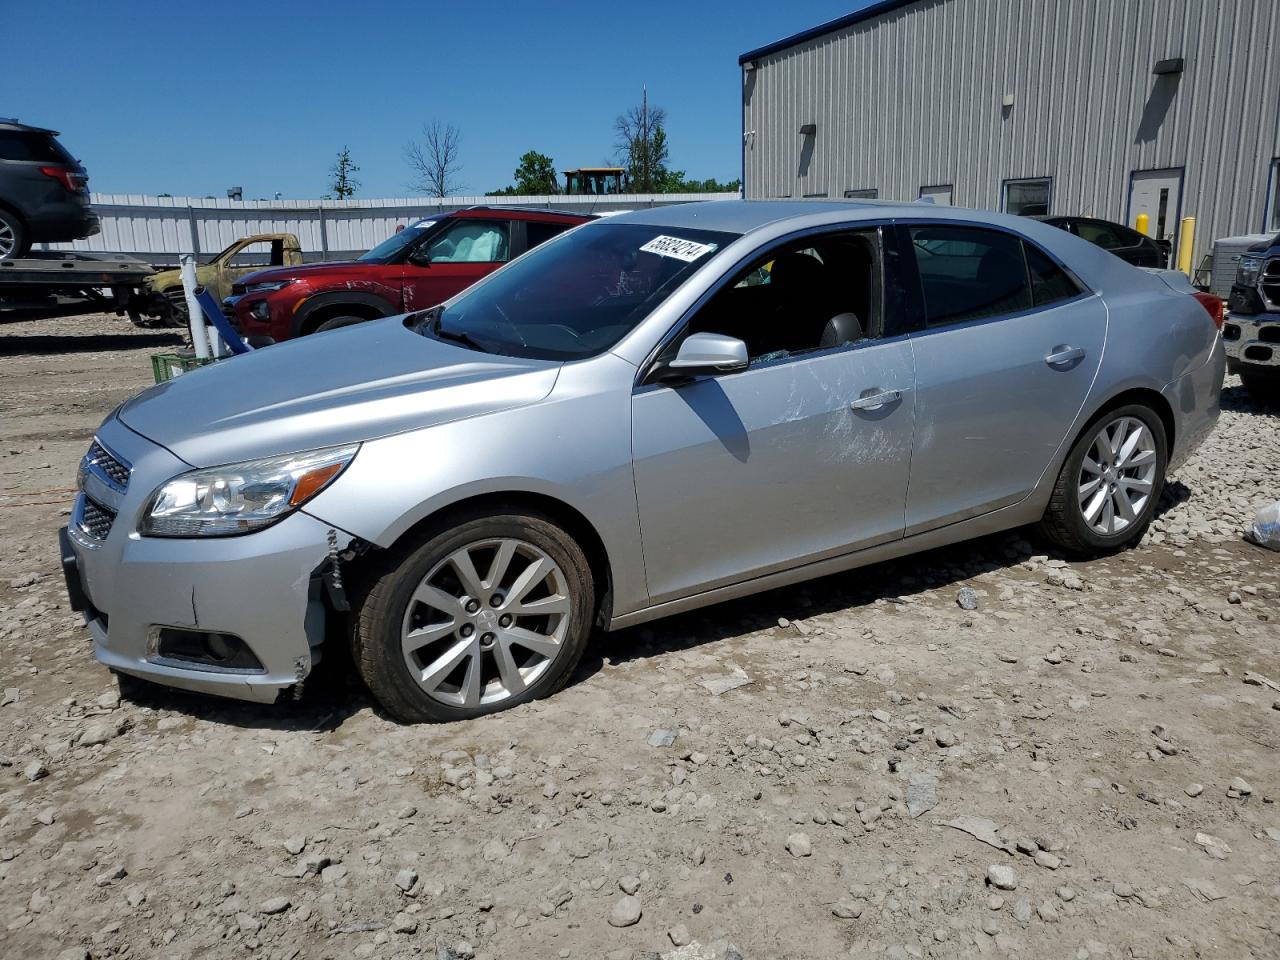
<box><xmin>850</xmin><ymin>388</ymin><xmax>904</xmax><ymax>410</ymax></box>
<box><xmin>1045</xmin><ymin>345</ymin><xmax>1086</xmax><ymax>366</ymax></box>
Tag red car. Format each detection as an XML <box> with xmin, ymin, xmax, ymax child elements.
<box><xmin>228</xmin><ymin>206</ymin><xmax>592</xmax><ymax>343</ymax></box>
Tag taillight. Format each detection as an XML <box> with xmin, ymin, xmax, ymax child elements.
<box><xmin>1192</xmin><ymin>291</ymin><xmax>1224</xmax><ymax>331</ymax></box>
<box><xmin>39</xmin><ymin>166</ymin><xmax>85</xmax><ymax>192</ymax></box>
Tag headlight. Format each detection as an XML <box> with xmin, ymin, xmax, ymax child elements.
<box><xmin>1237</xmin><ymin>256</ymin><xmax>1261</xmax><ymax>286</ymax></box>
<box><xmin>243</xmin><ymin>279</ymin><xmax>295</xmax><ymax>294</ymax></box>
<box><xmin>140</xmin><ymin>444</ymin><xmax>359</xmax><ymax>537</ymax></box>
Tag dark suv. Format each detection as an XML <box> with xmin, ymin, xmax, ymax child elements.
<box><xmin>228</xmin><ymin>206</ymin><xmax>593</xmax><ymax>343</ymax></box>
<box><xmin>0</xmin><ymin>120</ymin><xmax>99</xmax><ymax>259</ymax></box>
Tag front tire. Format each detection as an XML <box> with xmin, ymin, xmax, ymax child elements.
<box><xmin>352</xmin><ymin>511</ymin><xmax>595</xmax><ymax>723</ymax></box>
<box><xmin>1038</xmin><ymin>404</ymin><xmax>1167</xmax><ymax>556</ymax></box>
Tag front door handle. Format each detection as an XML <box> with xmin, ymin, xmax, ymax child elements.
<box><xmin>1045</xmin><ymin>345</ymin><xmax>1086</xmax><ymax>366</ymax></box>
<box><xmin>850</xmin><ymin>388</ymin><xmax>904</xmax><ymax>411</ymax></box>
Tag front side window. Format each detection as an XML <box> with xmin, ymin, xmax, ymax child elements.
<box><xmin>910</xmin><ymin>226</ymin><xmax>1032</xmax><ymax>326</ymax></box>
<box><xmin>684</xmin><ymin>230</ymin><xmax>882</xmax><ymax>364</ymax></box>
<box><xmin>1004</xmin><ymin>178</ymin><xmax>1051</xmax><ymax>216</ymax></box>
<box><xmin>425</xmin><ymin>220</ymin><xmax>509</xmax><ymax>263</ymax></box>
<box><xmin>419</xmin><ymin>222</ymin><xmax>736</xmax><ymax>360</ymax></box>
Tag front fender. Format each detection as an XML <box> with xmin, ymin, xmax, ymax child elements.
<box><xmin>292</xmin><ymin>289</ymin><xmax>399</xmax><ymax>336</ymax></box>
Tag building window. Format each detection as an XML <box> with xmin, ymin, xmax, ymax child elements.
<box><xmin>844</xmin><ymin>188</ymin><xmax>877</xmax><ymax>199</ymax></box>
<box><xmin>1268</xmin><ymin>159</ymin><xmax>1280</xmax><ymax>232</ymax></box>
<box><xmin>803</xmin><ymin>192</ymin><xmax>829</xmax><ymax>198</ymax></box>
<box><xmin>1003</xmin><ymin>177</ymin><xmax>1051</xmax><ymax>216</ymax></box>
<box><xmin>918</xmin><ymin>184</ymin><xmax>953</xmax><ymax>206</ymax></box>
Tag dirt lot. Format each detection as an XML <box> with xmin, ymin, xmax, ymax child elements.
<box><xmin>2</xmin><ymin>312</ymin><xmax>1279</xmax><ymax>960</ymax></box>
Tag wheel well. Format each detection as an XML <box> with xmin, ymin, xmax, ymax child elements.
<box><xmin>372</xmin><ymin>492</ymin><xmax>614</xmax><ymax>625</ymax></box>
<box><xmin>0</xmin><ymin>198</ymin><xmax>28</xmax><ymax>228</ymax></box>
<box><xmin>1087</xmin><ymin>388</ymin><xmax>1176</xmax><ymax>451</ymax></box>
<box><xmin>300</xmin><ymin>301</ymin><xmax>384</xmax><ymax>335</ymax></box>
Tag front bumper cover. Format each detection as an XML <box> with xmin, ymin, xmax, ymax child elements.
<box><xmin>61</xmin><ymin>417</ymin><xmax>347</xmax><ymax>704</ymax></box>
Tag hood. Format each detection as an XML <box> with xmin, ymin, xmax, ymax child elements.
<box><xmin>118</xmin><ymin>316</ymin><xmax>561</xmax><ymax>466</ymax></box>
<box><xmin>238</xmin><ymin>261</ymin><xmax>362</xmax><ymax>286</ymax></box>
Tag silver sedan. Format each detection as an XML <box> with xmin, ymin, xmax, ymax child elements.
<box><xmin>61</xmin><ymin>201</ymin><xmax>1225</xmax><ymax>722</ymax></box>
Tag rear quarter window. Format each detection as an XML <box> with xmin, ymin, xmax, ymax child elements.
<box><xmin>0</xmin><ymin>131</ymin><xmax>73</xmax><ymax>163</ymax></box>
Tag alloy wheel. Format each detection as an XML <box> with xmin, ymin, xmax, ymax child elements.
<box><xmin>1076</xmin><ymin>416</ymin><xmax>1157</xmax><ymax>536</ymax></box>
<box><xmin>400</xmin><ymin>538</ymin><xmax>571</xmax><ymax>708</ymax></box>
<box><xmin>0</xmin><ymin>219</ymin><xmax>16</xmax><ymax>260</ymax></box>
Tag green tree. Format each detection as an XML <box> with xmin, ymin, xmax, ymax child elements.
<box><xmin>328</xmin><ymin>146</ymin><xmax>360</xmax><ymax>199</ymax></box>
<box><xmin>614</xmin><ymin>88</ymin><xmax>669</xmax><ymax>193</ymax></box>
<box><xmin>658</xmin><ymin>171</ymin><xmax>742</xmax><ymax>194</ymax></box>
<box><xmin>512</xmin><ymin>150</ymin><xmax>559</xmax><ymax>194</ymax></box>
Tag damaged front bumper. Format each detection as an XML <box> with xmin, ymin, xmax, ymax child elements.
<box><xmin>61</xmin><ymin>417</ymin><xmax>349</xmax><ymax>704</ymax></box>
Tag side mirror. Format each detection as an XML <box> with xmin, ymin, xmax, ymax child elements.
<box><xmin>663</xmin><ymin>332</ymin><xmax>749</xmax><ymax>378</ymax></box>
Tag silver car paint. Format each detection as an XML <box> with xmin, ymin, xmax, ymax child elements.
<box><xmin>65</xmin><ymin>200</ymin><xmax>1223</xmax><ymax>703</ymax></box>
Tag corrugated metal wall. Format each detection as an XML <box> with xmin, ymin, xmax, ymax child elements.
<box><xmin>742</xmin><ymin>0</ymin><xmax>1280</xmax><ymax>267</ymax></box>
<box><xmin>45</xmin><ymin>193</ymin><xmax>739</xmax><ymax>264</ymax></box>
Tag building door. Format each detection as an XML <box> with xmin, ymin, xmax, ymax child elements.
<box><xmin>919</xmin><ymin>184</ymin><xmax>953</xmax><ymax>206</ymax></box>
<box><xmin>1128</xmin><ymin>168</ymin><xmax>1182</xmax><ymax>258</ymax></box>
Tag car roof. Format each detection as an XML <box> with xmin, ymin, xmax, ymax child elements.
<box><xmin>600</xmin><ymin>198</ymin><xmax>1054</xmax><ymax>235</ymax></box>
<box><xmin>450</xmin><ymin>205</ymin><xmax>593</xmax><ymax>222</ymax></box>
<box><xmin>0</xmin><ymin>119</ymin><xmax>59</xmax><ymax>136</ymax></box>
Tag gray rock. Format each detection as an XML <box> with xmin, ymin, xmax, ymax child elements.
<box><xmin>832</xmin><ymin>898</ymin><xmax>864</xmax><ymax>919</ymax></box>
<box><xmin>935</xmin><ymin>727</ymin><xmax>959</xmax><ymax>748</ymax></box>
<box><xmin>283</xmin><ymin>835</ymin><xmax>306</xmax><ymax>855</ymax></box>
<box><xmin>1033</xmin><ymin>850</ymin><xmax>1061</xmax><ymax>870</ymax></box>
<box><xmin>906</xmin><ymin>773</ymin><xmax>938</xmax><ymax>818</ymax></box>
<box><xmin>619</xmin><ymin>875</ymin><xmax>641</xmax><ymax>895</ymax></box>
<box><xmin>24</xmin><ymin>759</ymin><xmax>48</xmax><ymax>782</ymax></box>
<box><xmin>785</xmin><ymin>833</ymin><xmax>812</xmax><ymax>857</ymax></box>
<box><xmin>394</xmin><ymin>868</ymin><xmax>418</xmax><ymax>892</ymax></box>
<box><xmin>79</xmin><ymin>720</ymin><xmax>123</xmax><ymax>747</ymax></box>
<box><xmin>1185</xmin><ymin>783</ymin><xmax>1203</xmax><ymax>798</ymax></box>
<box><xmin>668</xmin><ymin>923</ymin><xmax>692</xmax><ymax>946</ymax></box>
<box><xmin>608</xmin><ymin>895</ymin><xmax>642</xmax><ymax>927</ymax></box>
<box><xmin>1036</xmin><ymin>901</ymin><xmax>1059</xmax><ymax>923</ymax></box>
<box><xmin>259</xmin><ymin>896</ymin><xmax>290</xmax><ymax>915</ymax></box>
<box><xmin>1229</xmin><ymin>776</ymin><xmax>1252</xmax><ymax>796</ymax></box>
<box><xmin>987</xmin><ymin>864</ymin><xmax>1018</xmax><ymax>890</ymax></box>
<box><xmin>956</xmin><ymin>587</ymin><xmax>980</xmax><ymax>610</ymax></box>
<box><xmin>391</xmin><ymin>912</ymin><xmax>417</xmax><ymax>934</ymax></box>
<box><xmin>648</xmin><ymin>729</ymin><xmax>678</xmax><ymax>747</ymax></box>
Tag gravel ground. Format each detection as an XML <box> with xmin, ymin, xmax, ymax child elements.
<box><xmin>1</xmin><ymin>313</ymin><xmax>1279</xmax><ymax>960</ymax></box>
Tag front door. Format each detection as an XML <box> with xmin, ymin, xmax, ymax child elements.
<box><xmin>402</xmin><ymin>218</ymin><xmax>511</xmax><ymax>311</ymax></box>
<box><xmin>1128</xmin><ymin>168</ymin><xmax>1182</xmax><ymax>260</ymax></box>
<box><xmin>631</xmin><ymin>227</ymin><xmax>917</xmax><ymax>605</ymax></box>
<box><xmin>901</xmin><ymin>223</ymin><xmax>1107</xmax><ymax>533</ymax></box>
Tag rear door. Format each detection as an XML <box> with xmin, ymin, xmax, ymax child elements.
<box><xmin>402</xmin><ymin>218</ymin><xmax>511</xmax><ymax>311</ymax></box>
<box><xmin>900</xmin><ymin>223</ymin><xmax>1106</xmax><ymax>533</ymax></box>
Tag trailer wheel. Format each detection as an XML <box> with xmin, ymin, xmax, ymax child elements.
<box><xmin>0</xmin><ymin>209</ymin><xmax>28</xmax><ymax>260</ymax></box>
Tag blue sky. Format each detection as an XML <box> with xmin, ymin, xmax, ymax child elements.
<box><xmin>9</xmin><ymin>1</ymin><xmax>871</xmax><ymax>200</ymax></box>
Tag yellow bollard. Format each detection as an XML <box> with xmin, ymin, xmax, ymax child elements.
<box><xmin>1176</xmin><ymin>217</ymin><xmax>1195</xmax><ymax>275</ymax></box>
<box><xmin>1135</xmin><ymin>213</ymin><xmax>1150</xmax><ymax>237</ymax></box>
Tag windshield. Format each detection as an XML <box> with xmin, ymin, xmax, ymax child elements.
<box><xmin>359</xmin><ymin>220</ymin><xmax>437</xmax><ymax>263</ymax></box>
<box><xmin>416</xmin><ymin>222</ymin><xmax>737</xmax><ymax>360</ymax></box>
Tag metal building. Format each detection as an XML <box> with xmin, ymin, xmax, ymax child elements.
<box><xmin>739</xmin><ymin>0</ymin><xmax>1280</xmax><ymax>270</ymax></box>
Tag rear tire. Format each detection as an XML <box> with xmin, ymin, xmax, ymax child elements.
<box><xmin>352</xmin><ymin>511</ymin><xmax>595</xmax><ymax>723</ymax></box>
<box><xmin>1241</xmin><ymin>370</ymin><xmax>1280</xmax><ymax>406</ymax></box>
<box><xmin>1038</xmin><ymin>403</ymin><xmax>1167</xmax><ymax>557</ymax></box>
<box><xmin>0</xmin><ymin>209</ymin><xmax>28</xmax><ymax>260</ymax></box>
<box><xmin>313</xmin><ymin>314</ymin><xmax>370</xmax><ymax>334</ymax></box>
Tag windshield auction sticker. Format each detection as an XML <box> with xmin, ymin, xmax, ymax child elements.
<box><xmin>639</xmin><ymin>235</ymin><xmax>718</xmax><ymax>262</ymax></box>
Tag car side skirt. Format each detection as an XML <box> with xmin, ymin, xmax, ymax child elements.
<box><xmin>608</xmin><ymin>495</ymin><xmax>1045</xmax><ymax>630</ymax></box>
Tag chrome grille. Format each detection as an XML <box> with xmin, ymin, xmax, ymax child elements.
<box><xmin>1262</xmin><ymin>258</ymin><xmax>1280</xmax><ymax>311</ymax></box>
<box><xmin>82</xmin><ymin>440</ymin><xmax>131</xmax><ymax>491</ymax></box>
<box><xmin>78</xmin><ymin>497</ymin><xmax>116</xmax><ymax>541</ymax></box>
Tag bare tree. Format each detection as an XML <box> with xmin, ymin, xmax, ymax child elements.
<box><xmin>405</xmin><ymin>121</ymin><xmax>464</xmax><ymax>197</ymax></box>
<box><xmin>614</xmin><ymin>87</ymin><xmax>669</xmax><ymax>193</ymax></box>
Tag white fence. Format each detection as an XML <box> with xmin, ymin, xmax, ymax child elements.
<box><xmin>45</xmin><ymin>193</ymin><xmax>740</xmax><ymax>264</ymax></box>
